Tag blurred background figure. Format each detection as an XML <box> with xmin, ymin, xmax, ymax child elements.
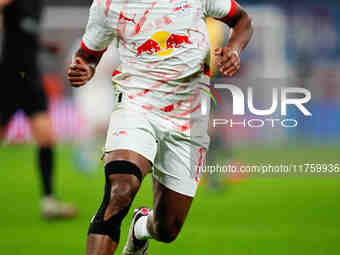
<box><xmin>0</xmin><ymin>0</ymin><xmax>77</xmax><ymax>219</ymax></box>
<box><xmin>67</xmin><ymin>39</ymin><xmax>119</xmax><ymax>174</ymax></box>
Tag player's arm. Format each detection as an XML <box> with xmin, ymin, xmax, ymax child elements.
<box><xmin>206</xmin><ymin>0</ymin><xmax>253</xmax><ymax>77</ymax></box>
<box><xmin>67</xmin><ymin>1</ymin><xmax>115</xmax><ymax>87</ymax></box>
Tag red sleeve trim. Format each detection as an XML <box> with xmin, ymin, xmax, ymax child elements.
<box><xmin>217</xmin><ymin>0</ymin><xmax>237</xmax><ymax>22</ymax></box>
<box><xmin>80</xmin><ymin>41</ymin><xmax>107</xmax><ymax>56</ymax></box>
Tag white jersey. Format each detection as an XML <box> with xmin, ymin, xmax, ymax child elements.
<box><xmin>81</xmin><ymin>0</ymin><xmax>236</xmax><ymax>133</ymax></box>
<box><xmin>81</xmin><ymin>0</ymin><xmax>238</xmax><ymax>196</ymax></box>
<box><xmin>82</xmin><ymin>0</ymin><xmax>236</xmax><ymax>73</ymax></box>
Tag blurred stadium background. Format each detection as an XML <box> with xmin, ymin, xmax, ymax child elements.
<box><xmin>0</xmin><ymin>0</ymin><xmax>339</xmax><ymax>254</ymax></box>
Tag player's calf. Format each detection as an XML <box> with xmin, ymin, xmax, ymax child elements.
<box><xmin>150</xmin><ymin>215</ymin><xmax>183</xmax><ymax>243</ymax></box>
<box><xmin>122</xmin><ymin>205</ymin><xmax>184</xmax><ymax>255</ymax></box>
<box><xmin>131</xmin><ymin>179</ymin><xmax>194</xmax><ymax>248</ymax></box>
<box><xmin>130</xmin><ymin>207</ymin><xmax>186</xmax><ymax>245</ymax></box>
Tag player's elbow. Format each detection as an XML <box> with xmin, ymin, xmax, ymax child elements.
<box><xmin>245</xmin><ymin>13</ymin><xmax>253</xmax><ymax>36</ymax></box>
<box><xmin>236</xmin><ymin>10</ymin><xmax>254</xmax><ymax>44</ymax></box>
<box><xmin>239</xmin><ymin>10</ymin><xmax>253</xmax><ymax>33</ymax></box>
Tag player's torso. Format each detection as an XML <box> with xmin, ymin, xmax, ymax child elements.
<box><xmin>107</xmin><ymin>0</ymin><xmax>210</xmax><ymax>79</ymax></box>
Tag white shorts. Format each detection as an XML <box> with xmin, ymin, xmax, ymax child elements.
<box><xmin>104</xmin><ymin>94</ymin><xmax>210</xmax><ymax>197</ymax></box>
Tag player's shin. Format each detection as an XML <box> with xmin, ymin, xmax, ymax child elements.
<box><xmin>38</xmin><ymin>146</ymin><xmax>54</xmax><ymax>196</ymax></box>
<box><xmin>87</xmin><ymin>161</ymin><xmax>143</xmax><ymax>254</ymax></box>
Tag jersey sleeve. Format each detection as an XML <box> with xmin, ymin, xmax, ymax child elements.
<box><xmin>81</xmin><ymin>0</ymin><xmax>115</xmax><ymax>56</ymax></box>
<box><xmin>202</xmin><ymin>0</ymin><xmax>238</xmax><ymax>21</ymax></box>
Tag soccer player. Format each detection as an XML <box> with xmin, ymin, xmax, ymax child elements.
<box><xmin>67</xmin><ymin>0</ymin><xmax>253</xmax><ymax>254</ymax></box>
<box><xmin>0</xmin><ymin>0</ymin><xmax>77</xmax><ymax>219</ymax></box>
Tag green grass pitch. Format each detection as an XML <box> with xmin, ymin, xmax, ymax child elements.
<box><xmin>0</xmin><ymin>144</ymin><xmax>339</xmax><ymax>254</ymax></box>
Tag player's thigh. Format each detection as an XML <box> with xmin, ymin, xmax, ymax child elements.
<box><xmin>151</xmin><ymin>133</ymin><xmax>208</xmax><ymax>227</ymax></box>
<box><xmin>103</xmin><ymin>108</ymin><xmax>158</xmax><ymax>176</ymax></box>
<box><xmin>152</xmin><ymin>177</ymin><xmax>193</xmax><ymax>230</ymax></box>
<box><xmin>21</xmin><ymin>69</ymin><xmax>54</xmax><ymax>146</ymax></box>
<box><xmin>22</xmin><ymin>73</ymin><xmax>48</xmax><ymax>121</ymax></box>
<box><xmin>153</xmin><ymin>134</ymin><xmax>208</xmax><ymax>197</ymax></box>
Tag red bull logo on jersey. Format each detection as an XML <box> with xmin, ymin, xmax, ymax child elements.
<box><xmin>137</xmin><ymin>30</ymin><xmax>192</xmax><ymax>57</ymax></box>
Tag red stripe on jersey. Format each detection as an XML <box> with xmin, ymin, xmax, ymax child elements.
<box><xmin>171</xmin><ymin>103</ymin><xmax>201</xmax><ymax>117</ymax></box>
<box><xmin>142</xmin><ymin>105</ymin><xmax>153</xmax><ymax>111</ymax></box>
<box><xmin>160</xmin><ymin>104</ymin><xmax>175</xmax><ymax>113</ymax></box>
<box><xmin>112</xmin><ymin>69</ymin><xmax>121</xmax><ymax>77</ymax></box>
<box><xmin>105</xmin><ymin>0</ymin><xmax>112</xmax><ymax>16</ymax></box>
<box><xmin>180</xmin><ymin>124</ymin><xmax>190</xmax><ymax>132</ymax></box>
<box><xmin>135</xmin><ymin>1</ymin><xmax>157</xmax><ymax>35</ymax></box>
<box><xmin>217</xmin><ymin>0</ymin><xmax>237</xmax><ymax>22</ymax></box>
<box><xmin>178</xmin><ymin>120</ymin><xmax>194</xmax><ymax>132</ymax></box>
<box><xmin>80</xmin><ymin>41</ymin><xmax>107</xmax><ymax>56</ymax></box>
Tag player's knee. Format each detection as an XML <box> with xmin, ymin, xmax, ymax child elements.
<box><xmin>37</xmin><ymin>135</ymin><xmax>56</xmax><ymax>147</ymax></box>
<box><xmin>0</xmin><ymin>129</ymin><xmax>4</xmax><ymax>141</ymax></box>
<box><xmin>30</xmin><ymin>114</ymin><xmax>56</xmax><ymax>146</ymax></box>
<box><xmin>34</xmin><ymin>126</ymin><xmax>56</xmax><ymax>146</ymax></box>
<box><xmin>106</xmin><ymin>176</ymin><xmax>139</xmax><ymax>217</ymax></box>
<box><xmin>104</xmin><ymin>160</ymin><xmax>142</xmax><ymax>218</ymax></box>
<box><xmin>154</xmin><ymin>218</ymin><xmax>182</xmax><ymax>243</ymax></box>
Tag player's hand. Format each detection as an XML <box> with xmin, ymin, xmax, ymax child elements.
<box><xmin>67</xmin><ymin>57</ymin><xmax>94</xmax><ymax>87</ymax></box>
<box><xmin>215</xmin><ymin>47</ymin><xmax>241</xmax><ymax>77</ymax></box>
<box><xmin>0</xmin><ymin>0</ymin><xmax>13</xmax><ymax>9</ymax></box>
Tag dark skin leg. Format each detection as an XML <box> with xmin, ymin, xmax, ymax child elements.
<box><xmin>86</xmin><ymin>149</ymin><xmax>194</xmax><ymax>254</ymax></box>
<box><xmin>86</xmin><ymin>149</ymin><xmax>151</xmax><ymax>255</ymax></box>
<box><xmin>147</xmin><ymin>178</ymin><xmax>193</xmax><ymax>243</ymax></box>
<box><xmin>0</xmin><ymin>128</ymin><xmax>4</xmax><ymax>140</ymax></box>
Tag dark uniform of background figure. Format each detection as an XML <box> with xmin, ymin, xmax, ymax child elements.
<box><xmin>0</xmin><ymin>0</ymin><xmax>46</xmax><ymax>124</ymax></box>
<box><xmin>0</xmin><ymin>0</ymin><xmax>77</xmax><ymax>219</ymax></box>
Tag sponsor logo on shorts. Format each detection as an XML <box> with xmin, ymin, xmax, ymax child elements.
<box><xmin>112</xmin><ymin>129</ymin><xmax>128</xmax><ymax>136</ymax></box>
